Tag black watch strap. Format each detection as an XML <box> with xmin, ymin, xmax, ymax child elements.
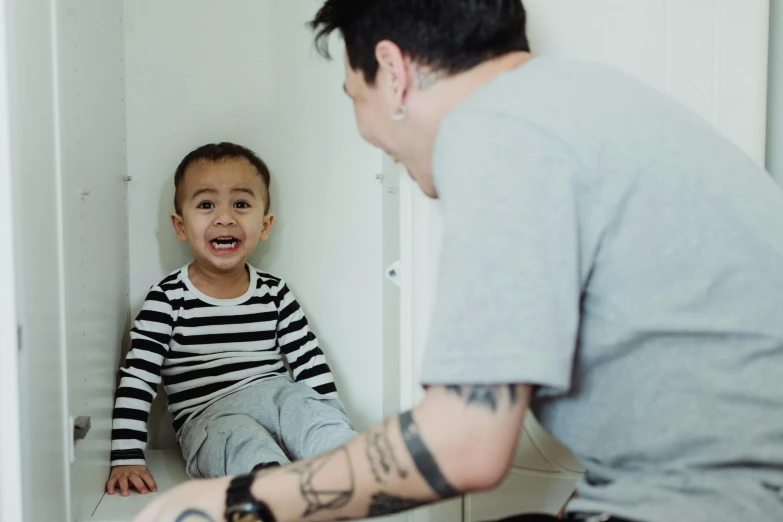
<box><xmin>224</xmin><ymin>473</ymin><xmax>277</xmax><ymax>522</ymax></box>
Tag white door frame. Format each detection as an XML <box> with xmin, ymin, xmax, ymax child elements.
<box><xmin>0</xmin><ymin>0</ymin><xmax>24</xmax><ymax>519</ymax></box>
<box><xmin>399</xmin><ymin>169</ymin><xmax>464</xmax><ymax>522</ymax></box>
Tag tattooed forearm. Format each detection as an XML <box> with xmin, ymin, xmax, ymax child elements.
<box><xmin>399</xmin><ymin>410</ymin><xmax>460</xmax><ymax>498</ymax></box>
<box><xmin>291</xmin><ymin>448</ymin><xmax>355</xmax><ymax>517</ymax></box>
<box><xmin>174</xmin><ymin>509</ymin><xmax>215</xmax><ymax>522</ymax></box>
<box><xmin>366</xmin><ymin>419</ymin><xmax>409</xmax><ymax>484</ymax></box>
<box><xmin>445</xmin><ymin>384</ymin><xmax>518</xmax><ymax>411</ymax></box>
<box><xmin>367</xmin><ymin>493</ymin><xmax>427</xmax><ymax>517</ymax></box>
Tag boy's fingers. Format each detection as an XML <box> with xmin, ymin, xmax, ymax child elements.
<box><xmin>119</xmin><ymin>476</ymin><xmax>130</xmax><ymax>497</ymax></box>
<box><xmin>141</xmin><ymin>472</ymin><xmax>158</xmax><ymax>492</ymax></box>
<box><xmin>106</xmin><ymin>477</ymin><xmax>116</xmax><ymax>495</ymax></box>
<box><xmin>130</xmin><ymin>474</ymin><xmax>148</xmax><ymax>494</ymax></box>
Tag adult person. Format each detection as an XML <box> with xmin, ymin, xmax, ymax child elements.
<box><xmin>133</xmin><ymin>1</ymin><xmax>783</xmax><ymax>521</ymax></box>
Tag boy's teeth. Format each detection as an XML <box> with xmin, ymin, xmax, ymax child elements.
<box><xmin>211</xmin><ymin>239</ymin><xmax>238</xmax><ymax>250</ymax></box>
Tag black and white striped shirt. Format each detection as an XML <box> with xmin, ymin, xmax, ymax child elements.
<box><xmin>110</xmin><ymin>265</ymin><xmax>338</xmax><ymax>466</ymax></box>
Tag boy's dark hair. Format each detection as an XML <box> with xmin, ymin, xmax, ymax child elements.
<box><xmin>174</xmin><ymin>142</ymin><xmax>272</xmax><ymax>215</ymax></box>
<box><xmin>310</xmin><ymin>0</ymin><xmax>529</xmax><ymax>84</ymax></box>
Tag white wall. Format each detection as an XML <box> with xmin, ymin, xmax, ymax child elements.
<box><xmin>261</xmin><ymin>0</ymin><xmax>387</xmax><ymax>430</ymax></box>
<box><xmin>525</xmin><ymin>0</ymin><xmax>770</xmax><ymax>166</ymax></box>
<box><xmin>124</xmin><ymin>0</ymin><xmax>386</xmax><ymax>448</ymax></box>
<box><xmin>56</xmin><ymin>0</ymin><xmax>130</xmax><ymax>519</ymax></box>
<box><xmin>5</xmin><ymin>0</ymin><xmax>71</xmax><ymax>520</ymax></box>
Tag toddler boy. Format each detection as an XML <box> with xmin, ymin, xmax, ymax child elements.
<box><xmin>105</xmin><ymin>142</ymin><xmax>357</xmax><ymax>496</ymax></box>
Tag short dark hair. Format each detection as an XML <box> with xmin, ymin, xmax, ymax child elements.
<box><xmin>310</xmin><ymin>0</ymin><xmax>530</xmax><ymax>84</ymax></box>
<box><xmin>173</xmin><ymin>142</ymin><xmax>272</xmax><ymax>215</ymax></box>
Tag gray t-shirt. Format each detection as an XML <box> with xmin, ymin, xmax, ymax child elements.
<box><xmin>420</xmin><ymin>57</ymin><xmax>783</xmax><ymax>522</ymax></box>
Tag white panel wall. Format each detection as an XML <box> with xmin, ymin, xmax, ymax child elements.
<box><xmin>260</xmin><ymin>0</ymin><xmax>387</xmax><ymax>430</ymax></box>
<box><xmin>4</xmin><ymin>0</ymin><xmax>70</xmax><ymax>521</ymax></box>
<box><xmin>124</xmin><ymin>0</ymin><xmax>386</xmax><ymax>449</ymax></box>
<box><xmin>123</xmin><ymin>0</ymin><xmax>279</xmax><ymax>448</ymax></box>
<box><xmin>525</xmin><ymin>0</ymin><xmax>770</xmax><ymax>165</ymax></box>
<box><xmin>56</xmin><ymin>0</ymin><xmax>130</xmax><ymax>519</ymax></box>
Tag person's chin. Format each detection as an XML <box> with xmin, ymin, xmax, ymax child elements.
<box><xmin>413</xmin><ymin>176</ymin><xmax>438</xmax><ymax>199</ymax></box>
<box><xmin>201</xmin><ymin>252</ymin><xmax>247</xmax><ymax>272</ymax></box>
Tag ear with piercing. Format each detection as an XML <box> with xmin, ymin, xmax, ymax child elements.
<box><xmin>392</xmin><ymin>104</ymin><xmax>408</xmax><ymax>121</ymax></box>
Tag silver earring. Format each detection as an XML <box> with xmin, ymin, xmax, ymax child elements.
<box><xmin>392</xmin><ymin>105</ymin><xmax>408</xmax><ymax>121</ymax></box>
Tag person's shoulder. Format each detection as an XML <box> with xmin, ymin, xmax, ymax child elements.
<box><xmin>148</xmin><ymin>265</ymin><xmax>188</xmax><ymax>298</ymax></box>
<box><xmin>460</xmin><ymin>56</ymin><xmax>644</xmax><ymax>117</ymax></box>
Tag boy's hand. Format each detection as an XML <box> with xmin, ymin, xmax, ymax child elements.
<box><xmin>106</xmin><ymin>465</ymin><xmax>158</xmax><ymax>496</ymax></box>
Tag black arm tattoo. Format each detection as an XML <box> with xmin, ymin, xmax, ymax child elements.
<box><xmin>445</xmin><ymin>384</ymin><xmax>519</xmax><ymax>411</ymax></box>
<box><xmin>291</xmin><ymin>447</ymin><xmax>355</xmax><ymax>517</ymax></box>
<box><xmin>399</xmin><ymin>410</ymin><xmax>460</xmax><ymax>498</ymax></box>
<box><xmin>367</xmin><ymin>493</ymin><xmax>427</xmax><ymax>517</ymax></box>
<box><xmin>366</xmin><ymin>419</ymin><xmax>409</xmax><ymax>484</ymax></box>
<box><xmin>174</xmin><ymin>509</ymin><xmax>215</xmax><ymax>522</ymax></box>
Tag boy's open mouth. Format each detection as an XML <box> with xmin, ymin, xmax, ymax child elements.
<box><xmin>209</xmin><ymin>236</ymin><xmax>241</xmax><ymax>253</ymax></box>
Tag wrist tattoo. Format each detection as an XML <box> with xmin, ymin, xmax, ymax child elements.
<box><xmin>398</xmin><ymin>410</ymin><xmax>459</xmax><ymax>498</ymax></box>
<box><xmin>445</xmin><ymin>384</ymin><xmax>518</xmax><ymax>412</ymax></box>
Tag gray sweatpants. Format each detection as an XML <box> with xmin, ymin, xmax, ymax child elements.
<box><xmin>178</xmin><ymin>375</ymin><xmax>357</xmax><ymax>478</ymax></box>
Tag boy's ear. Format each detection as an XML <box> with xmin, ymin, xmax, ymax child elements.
<box><xmin>259</xmin><ymin>213</ymin><xmax>275</xmax><ymax>241</ymax></box>
<box><xmin>170</xmin><ymin>213</ymin><xmax>188</xmax><ymax>241</ymax></box>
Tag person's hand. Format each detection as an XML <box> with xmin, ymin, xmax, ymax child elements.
<box><xmin>131</xmin><ymin>476</ymin><xmax>230</xmax><ymax>522</ymax></box>
<box><xmin>106</xmin><ymin>465</ymin><xmax>159</xmax><ymax>496</ymax></box>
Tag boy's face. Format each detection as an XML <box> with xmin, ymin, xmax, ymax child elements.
<box><xmin>171</xmin><ymin>158</ymin><xmax>274</xmax><ymax>273</ymax></box>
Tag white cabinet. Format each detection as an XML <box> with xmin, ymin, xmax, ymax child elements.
<box><xmin>0</xmin><ymin>1</ymin><xmax>771</xmax><ymax>522</ymax></box>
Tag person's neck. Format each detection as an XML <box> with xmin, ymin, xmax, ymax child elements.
<box><xmin>407</xmin><ymin>52</ymin><xmax>532</xmax><ymax>176</ymax></box>
<box><xmin>188</xmin><ymin>260</ymin><xmax>250</xmax><ymax>299</ymax></box>
<box><xmin>432</xmin><ymin>51</ymin><xmax>530</xmax><ymax>114</ymax></box>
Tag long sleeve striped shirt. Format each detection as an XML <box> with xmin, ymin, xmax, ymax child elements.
<box><xmin>110</xmin><ymin>264</ymin><xmax>338</xmax><ymax>467</ymax></box>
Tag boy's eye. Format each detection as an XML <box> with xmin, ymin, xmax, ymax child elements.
<box><xmin>197</xmin><ymin>201</ymin><xmax>215</xmax><ymax>209</ymax></box>
<box><xmin>234</xmin><ymin>201</ymin><xmax>250</xmax><ymax>209</ymax></box>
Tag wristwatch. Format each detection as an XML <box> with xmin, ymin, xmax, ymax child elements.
<box><xmin>224</xmin><ymin>473</ymin><xmax>277</xmax><ymax>522</ymax></box>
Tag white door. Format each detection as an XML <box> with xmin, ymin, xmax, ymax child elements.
<box><xmin>3</xmin><ymin>0</ymin><xmax>72</xmax><ymax>521</ymax></box>
<box><xmin>399</xmin><ymin>1</ymin><xmax>771</xmax><ymax>521</ymax></box>
<box><xmin>55</xmin><ymin>2</ymin><xmax>130</xmax><ymax>519</ymax></box>
<box><xmin>0</xmin><ymin>1</ymin><xmax>23</xmax><ymax>521</ymax></box>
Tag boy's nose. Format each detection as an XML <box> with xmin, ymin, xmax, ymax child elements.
<box><xmin>213</xmin><ymin>210</ymin><xmax>237</xmax><ymax>226</ymax></box>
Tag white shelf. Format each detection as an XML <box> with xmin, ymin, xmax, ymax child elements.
<box><xmin>83</xmin><ymin>450</ymin><xmax>189</xmax><ymax>522</ymax></box>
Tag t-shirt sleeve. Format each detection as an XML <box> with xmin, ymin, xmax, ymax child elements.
<box><xmin>420</xmin><ymin>109</ymin><xmax>583</xmax><ymax>393</ymax></box>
